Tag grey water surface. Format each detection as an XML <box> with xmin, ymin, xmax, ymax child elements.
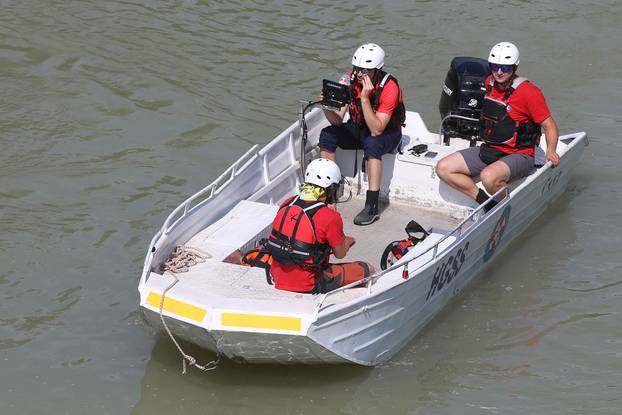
<box><xmin>1</xmin><ymin>1</ymin><xmax>621</xmax><ymax>414</ymax></box>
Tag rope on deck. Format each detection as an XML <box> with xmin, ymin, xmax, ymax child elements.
<box><xmin>159</xmin><ymin>246</ymin><xmax>221</xmax><ymax>374</ymax></box>
<box><xmin>162</xmin><ymin>245</ymin><xmax>210</xmax><ymax>273</ymax></box>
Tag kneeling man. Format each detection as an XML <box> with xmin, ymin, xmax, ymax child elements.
<box><xmin>267</xmin><ymin>158</ymin><xmax>375</xmax><ymax>293</ymax></box>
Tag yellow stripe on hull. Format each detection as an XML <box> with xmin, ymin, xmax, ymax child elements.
<box><xmin>221</xmin><ymin>312</ymin><xmax>301</xmax><ymax>332</ymax></box>
<box><xmin>146</xmin><ymin>292</ymin><xmax>207</xmax><ymax>322</ymax></box>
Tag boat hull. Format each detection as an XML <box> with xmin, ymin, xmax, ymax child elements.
<box><xmin>141</xmin><ymin>308</ymin><xmax>348</xmax><ymax>364</ymax></box>
<box><xmin>137</xmin><ymin>106</ymin><xmax>587</xmax><ymax>365</ymax></box>
<box><xmin>307</xmin><ymin>135</ymin><xmax>586</xmax><ymax>365</ymax></box>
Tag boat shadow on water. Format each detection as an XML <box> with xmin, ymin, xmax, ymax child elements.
<box><xmin>131</xmin><ymin>334</ymin><xmax>373</xmax><ymax>414</ymax></box>
<box><xmin>148</xmin><ymin>332</ymin><xmax>372</xmax><ymax>379</ymax></box>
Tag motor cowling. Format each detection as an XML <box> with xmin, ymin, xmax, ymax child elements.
<box><xmin>439</xmin><ymin>57</ymin><xmax>490</xmax><ymax>144</ymax></box>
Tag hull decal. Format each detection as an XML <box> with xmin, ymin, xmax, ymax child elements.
<box><xmin>426</xmin><ymin>241</ymin><xmax>470</xmax><ymax>301</ymax></box>
<box><xmin>484</xmin><ymin>205</ymin><xmax>512</xmax><ymax>262</ymax></box>
<box><xmin>146</xmin><ymin>292</ymin><xmax>207</xmax><ymax>322</ymax></box>
<box><xmin>221</xmin><ymin>312</ymin><xmax>301</xmax><ymax>332</ymax></box>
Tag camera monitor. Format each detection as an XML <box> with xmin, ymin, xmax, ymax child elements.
<box><xmin>322</xmin><ymin>79</ymin><xmax>351</xmax><ymax>109</ymax></box>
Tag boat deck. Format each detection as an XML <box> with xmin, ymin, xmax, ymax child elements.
<box><xmin>338</xmin><ymin>198</ymin><xmax>460</xmax><ymax>270</ymax></box>
<box><xmin>338</xmin><ymin>196</ymin><xmax>463</xmax><ymax>270</ymax></box>
<box><xmin>180</xmin><ymin>195</ymin><xmax>464</xmax><ymax>278</ymax></box>
<box><xmin>143</xmin><ymin>196</ymin><xmax>465</xmax><ymax>317</ymax></box>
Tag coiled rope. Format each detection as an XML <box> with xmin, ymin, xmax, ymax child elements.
<box><xmin>159</xmin><ymin>246</ymin><xmax>221</xmax><ymax>373</ymax></box>
<box><xmin>163</xmin><ymin>245</ymin><xmax>210</xmax><ymax>273</ymax></box>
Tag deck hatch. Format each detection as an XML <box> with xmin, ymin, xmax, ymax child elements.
<box><xmin>146</xmin><ymin>292</ymin><xmax>207</xmax><ymax>322</ymax></box>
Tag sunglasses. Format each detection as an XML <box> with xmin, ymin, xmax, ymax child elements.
<box><xmin>353</xmin><ymin>66</ymin><xmax>370</xmax><ymax>76</ymax></box>
<box><xmin>490</xmin><ymin>64</ymin><xmax>514</xmax><ymax>73</ymax></box>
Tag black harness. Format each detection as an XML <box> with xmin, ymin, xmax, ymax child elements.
<box><xmin>480</xmin><ymin>76</ymin><xmax>541</xmax><ymax>149</ymax></box>
<box><xmin>266</xmin><ymin>196</ymin><xmax>330</xmax><ymax>272</ymax></box>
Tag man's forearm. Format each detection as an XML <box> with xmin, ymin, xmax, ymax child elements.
<box><xmin>323</xmin><ymin>106</ymin><xmax>346</xmax><ymax>126</ymax></box>
<box><xmin>360</xmin><ymin>98</ymin><xmax>384</xmax><ymax>136</ymax></box>
<box><xmin>542</xmin><ymin>117</ymin><xmax>559</xmax><ymax>152</ymax></box>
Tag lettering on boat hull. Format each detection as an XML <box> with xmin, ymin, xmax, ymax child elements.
<box><xmin>426</xmin><ymin>242</ymin><xmax>470</xmax><ymax>301</ymax></box>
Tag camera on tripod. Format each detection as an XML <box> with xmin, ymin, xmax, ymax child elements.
<box><xmin>321</xmin><ymin>79</ymin><xmax>352</xmax><ymax>109</ymax></box>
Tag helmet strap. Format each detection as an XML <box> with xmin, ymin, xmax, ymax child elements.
<box><xmin>494</xmin><ymin>70</ymin><xmax>516</xmax><ymax>91</ymax></box>
<box><xmin>370</xmin><ymin>69</ymin><xmax>383</xmax><ymax>85</ymax></box>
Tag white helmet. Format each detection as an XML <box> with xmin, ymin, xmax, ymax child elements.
<box><xmin>488</xmin><ymin>42</ymin><xmax>520</xmax><ymax>66</ymax></box>
<box><xmin>304</xmin><ymin>158</ymin><xmax>341</xmax><ymax>188</ymax></box>
<box><xmin>352</xmin><ymin>43</ymin><xmax>385</xmax><ymax>69</ymax></box>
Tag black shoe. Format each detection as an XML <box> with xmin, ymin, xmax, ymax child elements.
<box><xmin>354</xmin><ymin>205</ymin><xmax>380</xmax><ymax>225</ymax></box>
<box><xmin>483</xmin><ymin>199</ymin><xmax>498</xmax><ymax>213</ymax></box>
<box><xmin>476</xmin><ymin>188</ymin><xmax>498</xmax><ymax>213</ymax></box>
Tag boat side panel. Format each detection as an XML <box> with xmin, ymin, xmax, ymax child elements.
<box><xmin>307</xmin><ymin>230</ymin><xmax>486</xmax><ymax>365</ymax></box>
<box><xmin>308</xmin><ymin>136</ymin><xmax>586</xmax><ymax>365</ymax></box>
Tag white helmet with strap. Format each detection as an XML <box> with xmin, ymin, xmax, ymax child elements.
<box><xmin>304</xmin><ymin>158</ymin><xmax>341</xmax><ymax>188</ymax></box>
<box><xmin>488</xmin><ymin>41</ymin><xmax>520</xmax><ymax>66</ymax></box>
<box><xmin>352</xmin><ymin>43</ymin><xmax>385</xmax><ymax>69</ymax></box>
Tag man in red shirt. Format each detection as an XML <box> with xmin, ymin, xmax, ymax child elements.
<box><xmin>319</xmin><ymin>43</ymin><xmax>406</xmax><ymax>225</ymax></box>
<box><xmin>436</xmin><ymin>42</ymin><xmax>560</xmax><ymax>212</ymax></box>
<box><xmin>267</xmin><ymin>158</ymin><xmax>375</xmax><ymax>293</ymax></box>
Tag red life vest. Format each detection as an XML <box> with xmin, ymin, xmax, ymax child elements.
<box><xmin>480</xmin><ymin>76</ymin><xmax>541</xmax><ymax>149</ymax></box>
<box><xmin>348</xmin><ymin>72</ymin><xmax>406</xmax><ymax>136</ymax></box>
<box><xmin>266</xmin><ymin>196</ymin><xmax>330</xmax><ymax>269</ymax></box>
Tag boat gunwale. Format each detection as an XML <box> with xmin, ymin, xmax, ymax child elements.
<box><xmin>312</xmin><ymin>184</ymin><xmax>511</xmax><ymax>316</ymax></box>
<box><xmin>313</xmin><ymin>130</ymin><xmax>587</xmax><ymax>316</ymax></box>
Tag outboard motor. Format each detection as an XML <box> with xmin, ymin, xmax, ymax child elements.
<box><xmin>438</xmin><ymin>57</ymin><xmax>490</xmax><ymax>145</ymax></box>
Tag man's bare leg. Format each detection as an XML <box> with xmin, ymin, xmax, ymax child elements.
<box><xmin>435</xmin><ymin>152</ymin><xmax>480</xmax><ymax>199</ymax></box>
<box><xmin>367</xmin><ymin>157</ymin><xmax>381</xmax><ymax>191</ymax></box>
<box><xmin>479</xmin><ymin>160</ymin><xmax>511</xmax><ymax>196</ymax></box>
<box><xmin>436</xmin><ymin>152</ymin><xmax>501</xmax><ymax>212</ymax></box>
<box><xmin>320</xmin><ymin>149</ymin><xmax>336</xmax><ymax>161</ymax></box>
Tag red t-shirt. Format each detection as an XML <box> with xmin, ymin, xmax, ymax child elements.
<box><xmin>272</xmin><ymin>204</ymin><xmax>345</xmax><ymax>293</ymax></box>
<box><xmin>485</xmin><ymin>75</ymin><xmax>551</xmax><ymax>157</ymax></box>
<box><xmin>375</xmin><ymin>79</ymin><xmax>399</xmax><ymax>116</ymax></box>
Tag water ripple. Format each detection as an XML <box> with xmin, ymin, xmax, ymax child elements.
<box><xmin>489</xmin><ymin>313</ymin><xmax>610</xmax><ymax>351</ymax></box>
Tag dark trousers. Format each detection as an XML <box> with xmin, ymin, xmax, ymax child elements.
<box><xmin>319</xmin><ymin>120</ymin><xmax>402</xmax><ymax>159</ymax></box>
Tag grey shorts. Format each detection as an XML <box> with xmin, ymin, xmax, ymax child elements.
<box><xmin>459</xmin><ymin>146</ymin><xmax>534</xmax><ymax>181</ymax></box>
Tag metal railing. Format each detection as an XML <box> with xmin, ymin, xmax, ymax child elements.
<box><xmin>312</xmin><ymin>157</ymin><xmax>565</xmax><ymax>317</ymax></box>
<box><xmin>313</xmin><ymin>185</ymin><xmax>511</xmax><ymax>317</ymax></box>
<box><xmin>140</xmin><ymin>109</ymin><xmax>325</xmax><ymax>281</ymax></box>
<box><xmin>140</xmin><ymin>144</ymin><xmax>261</xmax><ymax>278</ymax></box>
<box><xmin>165</xmin><ymin>144</ymin><xmax>261</xmax><ymax>235</ymax></box>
